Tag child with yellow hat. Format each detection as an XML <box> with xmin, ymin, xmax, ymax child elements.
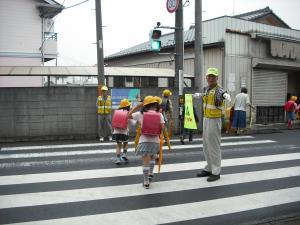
<box><xmin>112</xmin><ymin>99</ymin><xmax>131</xmax><ymax>164</ymax></box>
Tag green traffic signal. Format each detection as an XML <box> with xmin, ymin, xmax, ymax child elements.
<box><xmin>151</xmin><ymin>40</ymin><xmax>161</xmax><ymax>51</ymax></box>
<box><xmin>150</xmin><ymin>29</ymin><xmax>162</xmax><ymax>52</ymax></box>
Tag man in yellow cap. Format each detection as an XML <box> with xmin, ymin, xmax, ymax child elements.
<box><xmin>161</xmin><ymin>89</ymin><xmax>174</xmax><ymax>137</ymax></box>
<box><xmin>96</xmin><ymin>85</ymin><xmax>112</xmax><ymax>141</ymax></box>
<box><xmin>193</xmin><ymin>67</ymin><xmax>231</xmax><ymax>182</ymax></box>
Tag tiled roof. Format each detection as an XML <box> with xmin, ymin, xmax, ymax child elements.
<box><xmin>233</xmin><ymin>7</ymin><xmax>290</xmax><ymax>28</ymax></box>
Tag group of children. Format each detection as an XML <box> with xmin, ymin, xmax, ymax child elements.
<box><xmin>111</xmin><ymin>95</ymin><xmax>166</xmax><ymax>189</ymax></box>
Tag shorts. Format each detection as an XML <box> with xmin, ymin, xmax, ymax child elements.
<box><xmin>287</xmin><ymin>112</ymin><xmax>296</xmax><ymax>121</ymax></box>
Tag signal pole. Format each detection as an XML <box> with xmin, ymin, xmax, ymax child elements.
<box><xmin>194</xmin><ymin>0</ymin><xmax>203</xmax><ymax>131</ymax></box>
<box><xmin>95</xmin><ymin>0</ymin><xmax>105</xmax><ymax>91</ymax></box>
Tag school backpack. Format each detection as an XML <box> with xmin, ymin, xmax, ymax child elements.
<box><xmin>141</xmin><ymin>111</ymin><xmax>161</xmax><ymax>136</ymax></box>
<box><xmin>112</xmin><ymin>110</ymin><xmax>128</xmax><ymax>129</ymax></box>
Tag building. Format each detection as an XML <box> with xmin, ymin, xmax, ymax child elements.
<box><xmin>0</xmin><ymin>0</ymin><xmax>63</xmax><ymax>87</ymax></box>
<box><xmin>104</xmin><ymin>7</ymin><xmax>300</xmax><ymax>124</ymax></box>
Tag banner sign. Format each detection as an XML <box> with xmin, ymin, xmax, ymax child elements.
<box><xmin>111</xmin><ymin>88</ymin><xmax>140</xmax><ymax>109</ymax></box>
<box><xmin>184</xmin><ymin>94</ymin><xmax>197</xmax><ymax>129</ymax></box>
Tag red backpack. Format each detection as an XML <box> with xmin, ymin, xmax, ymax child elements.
<box><xmin>284</xmin><ymin>101</ymin><xmax>294</xmax><ymax>112</ymax></box>
<box><xmin>112</xmin><ymin>110</ymin><xmax>128</xmax><ymax>129</ymax></box>
<box><xmin>141</xmin><ymin>111</ymin><xmax>161</xmax><ymax>136</ymax></box>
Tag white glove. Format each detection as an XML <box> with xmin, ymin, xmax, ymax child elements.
<box><xmin>223</xmin><ymin>93</ymin><xmax>231</xmax><ymax>102</ymax></box>
<box><xmin>192</xmin><ymin>93</ymin><xmax>202</xmax><ymax>98</ymax></box>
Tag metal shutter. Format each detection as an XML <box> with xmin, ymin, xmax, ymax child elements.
<box><xmin>252</xmin><ymin>69</ymin><xmax>287</xmax><ymax>106</ymax></box>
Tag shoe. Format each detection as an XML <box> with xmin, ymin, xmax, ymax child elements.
<box><xmin>121</xmin><ymin>152</ymin><xmax>129</xmax><ymax>162</ymax></box>
<box><xmin>143</xmin><ymin>182</ymin><xmax>150</xmax><ymax>189</ymax></box>
<box><xmin>196</xmin><ymin>170</ymin><xmax>212</xmax><ymax>177</ymax></box>
<box><xmin>99</xmin><ymin>137</ymin><xmax>104</xmax><ymax>142</ymax></box>
<box><xmin>207</xmin><ymin>174</ymin><xmax>220</xmax><ymax>182</ymax></box>
<box><xmin>149</xmin><ymin>174</ymin><xmax>154</xmax><ymax>182</ymax></box>
<box><xmin>114</xmin><ymin>157</ymin><xmax>123</xmax><ymax>165</ymax></box>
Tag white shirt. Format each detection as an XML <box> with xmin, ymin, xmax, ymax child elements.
<box><xmin>234</xmin><ymin>93</ymin><xmax>250</xmax><ymax>111</ymax></box>
<box><xmin>132</xmin><ymin>110</ymin><xmax>164</xmax><ymax>144</ymax></box>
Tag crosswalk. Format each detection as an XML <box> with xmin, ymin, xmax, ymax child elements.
<box><xmin>0</xmin><ymin>135</ymin><xmax>300</xmax><ymax>225</ymax></box>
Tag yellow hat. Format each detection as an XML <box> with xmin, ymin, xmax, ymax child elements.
<box><xmin>153</xmin><ymin>96</ymin><xmax>162</xmax><ymax>104</ymax></box>
<box><xmin>291</xmin><ymin>96</ymin><xmax>298</xmax><ymax>101</ymax></box>
<box><xmin>206</xmin><ymin>67</ymin><xmax>219</xmax><ymax>76</ymax></box>
<box><xmin>119</xmin><ymin>98</ymin><xmax>131</xmax><ymax>108</ymax></box>
<box><xmin>163</xmin><ymin>89</ymin><xmax>172</xmax><ymax>97</ymax></box>
<box><xmin>143</xmin><ymin>96</ymin><xmax>158</xmax><ymax>106</ymax></box>
<box><xmin>101</xmin><ymin>85</ymin><xmax>108</xmax><ymax>91</ymax></box>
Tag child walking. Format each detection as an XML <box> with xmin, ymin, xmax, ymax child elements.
<box><xmin>112</xmin><ymin>99</ymin><xmax>131</xmax><ymax>165</ymax></box>
<box><xmin>128</xmin><ymin>96</ymin><xmax>165</xmax><ymax>189</ymax></box>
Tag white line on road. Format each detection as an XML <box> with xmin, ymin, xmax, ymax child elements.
<box><xmin>0</xmin><ymin>136</ymin><xmax>254</xmax><ymax>151</ymax></box>
<box><xmin>3</xmin><ymin>187</ymin><xmax>300</xmax><ymax>225</ymax></box>
<box><xmin>0</xmin><ymin>166</ymin><xmax>299</xmax><ymax>210</ymax></box>
<box><xmin>0</xmin><ymin>140</ymin><xmax>275</xmax><ymax>159</ymax></box>
<box><xmin>0</xmin><ymin>152</ymin><xmax>299</xmax><ymax>186</ymax></box>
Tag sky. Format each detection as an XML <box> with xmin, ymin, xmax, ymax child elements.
<box><xmin>52</xmin><ymin>0</ymin><xmax>300</xmax><ymax>66</ymax></box>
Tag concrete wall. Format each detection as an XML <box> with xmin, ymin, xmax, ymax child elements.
<box><xmin>0</xmin><ymin>87</ymin><xmax>196</xmax><ymax>142</ymax></box>
<box><xmin>0</xmin><ymin>87</ymin><xmax>97</xmax><ymax>142</ymax></box>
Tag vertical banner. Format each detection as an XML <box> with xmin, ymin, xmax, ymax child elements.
<box><xmin>184</xmin><ymin>94</ymin><xmax>197</xmax><ymax>129</ymax></box>
<box><xmin>111</xmin><ymin>88</ymin><xmax>140</xmax><ymax>109</ymax></box>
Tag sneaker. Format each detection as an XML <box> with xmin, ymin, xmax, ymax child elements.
<box><xmin>196</xmin><ymin>170</ymin><xmax>212</xmax><ymax>177</ymax></box>
<box><xmin>99</xmin><ymin>137</ymin><xmax>104</xmax><ymax>142</ymax></box>
<box><xmin>143</xmin><ymin>182</ymin><xmax>150</xmax><ymax>189</ymax></box>
<box><xmin>207</xmin><ymin>174</ymin><xmax>220</xmax><ymax>182</ymax></box>
<box><xmin>180</xmin><ymin>137</ymin><xmax>185</xmax><ymax>145</ymax></box>
<box><xmin>114</xmin><ymin>157</ymin><xmax>122</xmax><ymax>165</ymax></box>
<box><xmin>121</xmin><ymin>152</ymin><xmax>128</xmax><ymax>162</ymax></box>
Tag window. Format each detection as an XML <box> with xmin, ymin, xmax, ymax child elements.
<box><xmin>149</xmin><ymin>77</ymin><xmax>158</xmax><ymax>87</ymax></box>
<box><xmin>114</xmin><ymin>77</ymin><xmax>125</xmax><ymax>87</ymax></box>
<box><xmin>134</xmin><ymin>77</ymin><xmax>141</xmax><ymax>87</ymax></box>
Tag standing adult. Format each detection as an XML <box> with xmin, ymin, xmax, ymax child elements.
<box><xmin>193</xmin><ymin>68</ymin><xmax>231</xmax><ymax>182</ymax></box>
<box><xmin>231</xmin><ymin>87</ymin><xmax>254</xmax><ymax>134</ymax></box>
<box><xmin>96</xmin><ymin>85</ymin><xmax>112</xmax><ymax>141</ymax></box>
<box><xmin>284</xmin><ymin>96</ymin><xmax>298</xmax><ymax>129</ymax></box>
<box><xmin>161</xmin><ymin>89</ymin><xmax>174</xmax><ymax>137</ymax></box>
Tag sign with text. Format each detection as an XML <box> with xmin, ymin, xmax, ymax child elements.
<box><xmin>111</xmin><ymin>88</ymin><xmax>140</xmax><ymax>109</ymax></box>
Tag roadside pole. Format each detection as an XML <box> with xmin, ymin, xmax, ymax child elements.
<box><xmin>175</xmin><ymin>0</ymin><xmax>184</xmax><ymax>136</ymax></box>
<box><xmin>194</xmin><ymin>0</ymin><xmax>203</xmax><ymax>131</ymax></box>
<box><xmin>95</xmin><ymin>0</ymin><xmax>105</xmax><ymax>136</ymax></box>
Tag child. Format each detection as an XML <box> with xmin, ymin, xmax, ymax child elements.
<box><xmin>112</xmin><ymin>99</ymin><xmax>131</xmax><ymax>165</ymax></box>
<box><xmin>128</xmin><ymin>96</ymin><xmax>165</xmax><ymax>189</ymax></box>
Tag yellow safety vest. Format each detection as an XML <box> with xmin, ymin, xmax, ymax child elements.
<box><xmin>203</xmin><ymin>85</ymin><xmax>224</xmax><ymax>118</ymax></box>
<box><xmin>97</xmin><ymin>95</ymin><xmax>111</xmax><ymax>114</ymax></box>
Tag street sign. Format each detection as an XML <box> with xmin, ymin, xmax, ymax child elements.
<box><xmin>166</xmin><ymin>0</ymin><xmax>179</xmax><ymax>13</ymax></box>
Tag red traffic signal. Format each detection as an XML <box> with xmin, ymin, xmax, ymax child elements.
<box><xmin>151</xmin><ymin>29</ymin><xmax>161</xmax><ymax>39</ymax></box>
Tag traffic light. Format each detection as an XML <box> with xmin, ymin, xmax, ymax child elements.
<box><xmin>150</xmin><ymin>29</ymin><xmax>161</xmax><ymax>52</ymax></box>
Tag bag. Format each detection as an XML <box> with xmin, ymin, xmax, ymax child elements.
<box><xmin>141</xmin><ymin>112</ymin><xmax>161</xmax><ymax>136</ymax></box>
<box><xmin>112</xmin><ymin>110</ymin><xmax>128</xmax><ymax>129</ymax></box>
<box><xmin>284</xmin><ymin>101</ymin><xmax>294</xmax><ymax>112</ymax></box>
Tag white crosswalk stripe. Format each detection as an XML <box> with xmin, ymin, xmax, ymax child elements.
<box><xmin>0</xmin><ymin>135</ymin><xmax>299</xmax><ymax>225</ymax></box>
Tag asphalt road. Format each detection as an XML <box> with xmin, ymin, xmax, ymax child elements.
<box><xmin>0</xmin><ymin>130</ymin><xmax>300</xmax><ymax>225</ymax></box>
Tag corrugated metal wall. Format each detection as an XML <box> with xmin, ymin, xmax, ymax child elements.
<box><xmin>252</xmin><ymin>69</ymin><xmax>287</xmax><ymax>106</ymax></box>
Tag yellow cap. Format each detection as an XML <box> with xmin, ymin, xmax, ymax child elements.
<box><xmin>101</xmin><ymin>85</ymin><xmax>108</xmax><ymax>91</ymax></box>
<box><xmin>163</xmin><ymin>89</ymin><xmax>172</xmax><ymax>97</ymax></box>
<box><xmin>143</xmin><ymin>96</ymin><xmax>158</xmax><ymax>106</ymax></box>
<box><xmin>119</xmin><ymin>98</ymin><xmax>131</xmax><ymax>108</ymax></box>
<box><xmin>206</xmin><ymin>68</ymin><xmax>219</xmax><ymax>76</ymax></box>
<box><xmin>291</xmin><ymin>96</ymin><xmax>298</xmax><ymax>101</ymax></box>
<box><xmin>153</xmin><ymin>96</ymin><xmax>162</xmax><ymax>104</ymax></box>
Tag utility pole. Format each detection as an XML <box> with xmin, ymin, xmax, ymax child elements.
<box><xmin>194</xmin><ymin>0</ymin><xmax>204</xmax><ymax>131</ymax></box>
<box><xmin>95</xmin><ymin>0</ymin><xmax>105</xmax><ymax>138</ymax></box>
<box><xmin>95</xmin><ymin>0</ymin><xmax>105</xmax><ymax>91</ymax></box>
<box><xmin>175</xmin><ymin>0</ymin><xmax>184</xmax><ymax>138</ymax></box>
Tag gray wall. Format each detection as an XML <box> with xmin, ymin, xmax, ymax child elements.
<box><xmin>0</xmin><ymin>87</ymin><xmax>97</xmax><ymax>142</ymax></box>
<box><xmin>0</xmin><ymin>87</ymin><xmax>196</xmax><ymax>142</ymax></box>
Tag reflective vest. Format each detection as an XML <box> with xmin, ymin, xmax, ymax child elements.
<box><xmin>203</xmin><ymin>85</ymin><xmax>224</xmax><ymax>118</ymax></box>
<box><xmin>97</xmin><ymin>95</ymin><xmax>111</xmax><ymax>114</ymax></box>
